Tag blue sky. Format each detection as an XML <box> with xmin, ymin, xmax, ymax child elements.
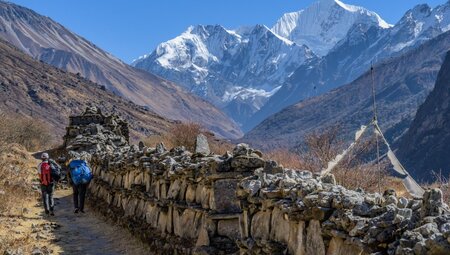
<box><xmin>8</xmin><ymin>0</ymin><xmax>447</xmax><ymax>63</ymax></box>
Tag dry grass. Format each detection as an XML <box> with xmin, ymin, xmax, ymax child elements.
<box><xmin>265</xmin><ymin>126</ymin><xmax>402</xmax><ymax>194</ymax></box>
<box><xmin>425</xmin><ymin>171</ymin><xmax>450</xmax><ymax>205</ymax></box>
<box><xmin>0</xmin><ymin>232</ymin><xmax>34</xmax><ymax>254</ymax></box>
<box><xmin>333</xmin><ymin>163</ymin><xmax>390</xmax><ymax>193</ymax></box>
<box><xmin>264</xmin><ymin>149</ymin><xmax>305</xmax><ymax>169</ymax></box>
<box><xmin>0</xmin><ymin>112</ymin><xmax>50</xmax><ymax>215</ymax></box>
<box><xmin>144</xmin><ymin>122</ymin><xmax>201</xmax><ymax>151</ymax></box>
<box><xmin>0</xmin><ymin>112</ymin><xmax>54</xmax><ymax>151</ymax></box>
<box><xmin>144</xmin><ymin>122</ymin><xmax>234</xmax><ymax>154</ymax></box>
<box><xmin>0</xmin><ymin>144</ymin><xmax>37</xmax><ymax>215</ymax></box>
<box><xmin>0</xmin><ymin>113</ymin><xmax>46</xmax><ymax>251</ymax></box>
<box><xmin>0</xmin><ymin>143</ymin><xmax>39</xmax><ymax>252</ymax></box>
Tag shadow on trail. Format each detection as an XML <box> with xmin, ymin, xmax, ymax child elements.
<box><xmin>47</xmin><ymin>189</ymin><xmax>151</xmax><ymax>255</ymax></box>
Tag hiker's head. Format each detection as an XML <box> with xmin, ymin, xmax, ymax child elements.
<box><xmin>41</xmin><ymin>153</ymin><xmax>49</xmax><ymax>161</ymax></box>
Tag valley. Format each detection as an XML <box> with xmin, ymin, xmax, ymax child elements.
<box><xmin>1</xmin><ymin>0</ymin><xmax>450</xmax><ymax>254</ymax></box>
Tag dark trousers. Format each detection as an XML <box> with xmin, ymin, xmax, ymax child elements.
<box><xmin>72</xmin><ymin>183</ymin><xmax>89</xmax><ymax>211</ymax></box>
<box><xmin>41</xmin><ymin>184</ymin><xmax>54</xmax><ymax>212</ymax></box>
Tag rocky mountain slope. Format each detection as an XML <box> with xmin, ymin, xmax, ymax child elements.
<box><xmin>246</xmin><ymin>1</ymin><xmax>450</xmax><ymax>131</ymax></box>
<box><xmin>397</xmin><ymin>51</ymin><xmax>450</xmax><ymax>182</ymax></box>
<box><xmin>242</xmin><ymin>30</ymin><xmax>450</xmax><ymax>151</ymax></box>
<box><xmin>132</xmin><ymin>0</ymin><xmax>389</xmax><ymax>125</ymax></box>
<box><xmin>0</xmin><ymin>1</ymin><xmax>241</xmax><ymax>139</ymax></box>
<box><xmin>0</xmin><ymin>38</ymin><xmax>173</xmax><ymax>141</ymax></box>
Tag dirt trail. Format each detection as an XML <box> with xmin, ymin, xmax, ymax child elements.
<box><xmin>47</xmin><ymin>188</ymin><xmax>151</xmax><ymax>254</ymax></box>
<box><xmin>1</xmin><ymin>147</ymin><xmax>152</xmax><ymax>254</ymax></box>
<box><xmin>1</xmin><ymin>188</ymin><xmax>152</xmax><ymax>255</ymax></box>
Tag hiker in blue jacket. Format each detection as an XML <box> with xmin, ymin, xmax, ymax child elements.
<box><xmin>67</xmin><ymin>158</ymin><xmax>93</xmax><ymax>214</ymax></box>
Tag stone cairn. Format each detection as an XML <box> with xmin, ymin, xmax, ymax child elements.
<box><xmin>64</xmin><ymin>107</ymin><xmax>450</xmax><ymax>255</ymax></box>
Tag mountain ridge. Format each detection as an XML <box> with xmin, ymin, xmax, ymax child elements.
<box><xmin>132</xmin><ymin>23</ymin><xmax>317</xmax><ymax>124</ymax></box>
<box><xmin>0</xmin><ymin>37</ymin><xmax>174</xmax><ymax>141</ymax></box>
<box><xmin>242</xmin><ymin>30</ymin><xmax>450</xmax><ymax>151</ymax></box>
<box><xmin>397</xmin><ymin>51</ymin><xmax>450</xmax><ymax>182</ymax></box>
<box><xmin>0</xmin><ymin>0</ymin><xmax>242</xmax><ymax>139</ymax></box>
<box><xmin>245</xmin><ymin>0</ymin><xmax>450</xmax><ymax>132</ymax></box>
<box><xmin>132</xmin><ymin>0</ymin><xmax>391</xmax><ymax>126</ymax></box>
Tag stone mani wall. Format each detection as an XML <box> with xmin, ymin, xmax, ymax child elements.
<box><xmin>236</xmin><ymin>171</ymin><xmax>450</xmax><ymax>255</ymax></box>
<box><xmin>87</xmin><ymin>144</ymin><xmax>251</xmax><ymax>254</ymax></box>
<box><xmin>64</xmin><ymin>108</ymin><xmax>450</xmax><ymax>255</ymax></box>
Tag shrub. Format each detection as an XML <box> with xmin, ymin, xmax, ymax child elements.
<box><xmin>267</xmin><ymin>126</ymin><xmax>396</xmax><ymax>193</ymax></box>
<box><xmin>0</xmin><ymin>144</ymin><xmax>39</xmax><ymax>253</ymax></box>
<box><xmin>0</xmin><ymin>113</ymin><xmax>53</xmax><ymax>151</ymax></box>
<box><xmin>0</xmin><ymin>144</ymin><xmax>35</xmax><ymax>215</ymax></box>
<box><xmin>295</xmin><ymin>126</ymin><xmax>343</xmax><ymax>172</ymax></box>
<box><xmin>168</xmin><ymin>122</ymin><xmax>203</xmax><ymax>151</ymax></box>
<box><xmin>264</xmin><ymin>149</ymin><xmax>304</xmax><ymax>169</ymax></box>
<box><xmin>144</xmin><ymin>122</ymin><xmax>234</xmax><ymax>154</ymax></box>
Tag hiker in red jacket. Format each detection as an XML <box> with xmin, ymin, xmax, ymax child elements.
<box><xmin>37</xmin><ymin>152</ymin><xmax>60</xmax><ymax>216</ymax></box>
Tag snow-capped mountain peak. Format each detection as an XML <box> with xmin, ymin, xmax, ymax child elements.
<box><xmin>388</xmin><ymin>1</ymin><xmax>450</xmax><ymax>53</ymax></box>
<box><xmin>271</xmin><ymin>0</ymin><xmax>391</xmax><ymax>56</ymax></box>
<box><xmin>133</xmin><ymin>24</ymin><xmax>241</xmax><ymax>74</ymax></box>
<box><xmin>132</xmin><ymin>21</ymin><xmax>318</xmax><ymax>124</ymax></box>
<box><xmin>132</xmin><ymin>0</ymin><xmax>394</xmax><ymax>125</ymax></box>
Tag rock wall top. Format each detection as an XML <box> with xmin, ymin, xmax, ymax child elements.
<box><xmin>63</xmin><ymin>108</ymin><xmax>450</xmax><ymax>255</ymax></box>
<box><xmin>64</xmin><ymin>107</ymin><xmax>129</xmax><ymax>154</ymax></box>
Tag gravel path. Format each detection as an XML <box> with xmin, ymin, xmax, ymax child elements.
<box><xmin>48</xmin><ymin>189</ymin><xmax>151</xmax><ymax>255</ymax></box>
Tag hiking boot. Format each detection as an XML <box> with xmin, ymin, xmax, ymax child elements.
<box><xmin>74</xmin><ymin>208</ymin><xmax>79</xmax><ymax>214</ymax></box>
<box><xmin>50</xmin><ymin>211</ymin><xmax>55</xmax><ymax>216</ymax></box>
<box><xmin>45</xmin><ymin>210</ymin><xmax>50</xmax><ymax>215</ymax></box>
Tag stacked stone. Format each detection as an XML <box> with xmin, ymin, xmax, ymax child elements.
<box><xmin>64</xmin><ymin>110</ymin><xmax>268</xmax><ymax>253</ymax></box>
<box><xmin>87</xmin><ymin>142</ymin><xmax>273</xmax><ymax>254</ymax></box>
<box><xmin>236</xmin><ymin>169</ymin><xmax>450</xmax><ymax>255</ymax></box>
<box><xmin>63</xmin><ymin>108</ymin><xmax>450</xmax><ymax>255</ymax></box>
<box><xmin>64</xmin><ymin>107</ymin><xmax>129</xmax><ymax>154</ymax></box>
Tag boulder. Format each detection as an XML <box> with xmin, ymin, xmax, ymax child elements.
<box><xmin>251</xmin><ymin>210</ymin><xmax>272</xmax><ymax>240</ymax></box>
<box><xmin>327</xmin><ymin>237</ymin><xmax>364</xmax><ymax>255</ymax></box>
<box><xmin>156</xmin><ymin>142</ymin><xmax>167</xmax><ymax>154</ymax></box>
<box><xmin>306</xmin><ymin>220</ymin><xmax>326</xmax><ymax>255</ymax></box>
<box><xmin>270</xmin><ymin>207</ymin><xmax>291</xmax><ymax>244</ymax></box>
<box><xmin>218</xmin><ymin>219</ymin><xmax>241</xmax><ymax>240</ymax></box>
<box><xmin>421</xmin><ymin>189</ymin><xmax>445</xmax><ymax>218</ymax></box>
<box><xmin>195</xmin><ymin>134</ymin><xmax>210</xmax><ymax>155</ymax></box>
<box><xmin>231</xmin><ymin>156</ymin><xmax>265</xmax><ymax>170</ymax></box>
<box><xmin>211</xmin><ymin>179</ymin><xmax>240</xmax><ymax>213</ymax></box>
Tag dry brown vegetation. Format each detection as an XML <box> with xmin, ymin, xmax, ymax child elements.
<box><xmin>0</xmin><ymin>112</ymin><xmax>51</xmax><ymax>213</ymax></box>
<box><xmin>0</xmin><ymin>112</ymin><xmax>50</xmax><ymax>251</ymax></box>
<box><xmin>425</xmin><ymin>171</ymin><xmax>450</xmax><ymax>205</ymax></box>
<box><xmin>0</xmin><ymin>143</ymin><xmax>39</xmax><ymax>252</ymax></box>
<box><xmin>0</xmin><ymin>144</ymin><xmax>36</xmax><ymax>215</ymax></box>
<box><xmin>144</xmin><ymin>122</ymin><xmax>234</xmax><ymax>155</ymax></box>
<box><xmin>265</xmin><ymin>126</ymin><xmax>398</xmax><ymax>193</ymax></box>
<box><xmin>0</xmin><ymin>113</ymin><xmax>54</xmax><ymax>151</ymax></box>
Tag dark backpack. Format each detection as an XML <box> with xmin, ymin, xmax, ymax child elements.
<box><xmin>69</xmin><ymin>160</ymin><xmax>93</xmax><ymax>185</ymax></box>
<box><xmin>49</xmin><ymin>160</ymin><xmax>61</xmax><ymax>182</ymax></box>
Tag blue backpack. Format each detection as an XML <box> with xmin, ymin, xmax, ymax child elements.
<box><xmin>69</xmin><ymin>160</ymin><xmax>93</xmax><ymax>185</ymax></box>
